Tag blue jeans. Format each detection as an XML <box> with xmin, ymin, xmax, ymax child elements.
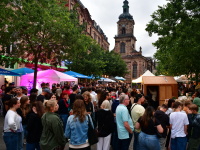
<box><xmin>60</xmin><ymin>114</ymin><xmax>68</xmax><ymax>130</ymax></box>
<box><xmin>138</xmin><ymin>132</ymin><xmax>160</xmax><ymax>150</ymax></box>
<box><xmin>3</xmin><ymin>132</ymin><xmax>21</xmax><ymax>150</ymax></box>
<box><xmin>133</xmin><ymin>131</ymin><xmax>140</xmax><ymax>150</ymax></box>
<box><xmin>118</xmin><ymin>133</ymin><xmax>133</xmax><ymax>150</ymax></box>
<box><xmin>26</xmin><ymin>143</ymin><xmax>40</xmax><ymax>150</ymax></box>
<box><xmin>23</xmin><ymin>125</ymin><xmax>27</xmax><ymax>139</ymax></box>
<box><xmin>171</xmin><ymin>137</ymin><xmax>187</xmax><ymax>150</ymax></box>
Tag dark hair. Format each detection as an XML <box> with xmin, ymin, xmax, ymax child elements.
<box><xmin>173</xmin><ymin>101</ymin><xmax>182</xmax><ymax>109</ymax></box>
<box><xmin>134</xmin><ymin>94</ymin><xmax>143</xmax><ymax>103</ymax></box>
<box><xmin>92</xmin><ymin>87</ymin><xmax>96</xmax><ymax>91</ymax></box>
<box><xmin>140</xmin><ymin>106</ymin><xmax>155</xmax><ymax>128</ymax></box>
<box><xmin>41</xmin><ymin>82</ymin><xmax>46</xmax><ymax>87</ymax></box>
<box><xmin>31</xmin><ymin>101</ymin><xmax>45</xmax><ymax>117</ymax></box>
<box><xmin>5</xmin><ymin>87</ymin><xmax>14</xmax><ymax>93</ymax></box>
<box><xmin>122</xmin><ymin>88</ymin><xmax>128</xmax><ymax>94</ymax></box>
<box><xmin>87</xmin><ymin>87</ymin><xmax>92</xmax><ymax>92</ymax></box>
<box><xmin>72</xmin><ymin>86</ymin><xmax>78</xmax><ymax>92</ymax></box>
<box><xmin>81</xmin><ymin>88</ymin><xmax>87</xmax><ymax>94</ymax></box>
<box><xmin>30</xmin><ymin>88</ymin><xmax>38</xmax><ymax>94</ymax></box>
<box><xmin>75</xmin><ymin>94</ymin><xmax>84</xmax><ymax>101</ymax></box>
<box><xmin>64</xmin><ymin>85</ymin><xmax>70</xmax><ymax>90</ymax></box>
<box><xmin>98</xmin><ymin>91</ymin><xmax>109</xmax><ymax>108</ymax></box>
<box><xmin>29</xmin><ymin>93</ymin><xmax>37</xmax><ymax>103</ymax></box>
<box><xmin>8</xmin><ymin>97</ymin><xmax>18</xmax><ymax>109</ymax></box>
<box><xmin>168</xmin><ymin>99</ymin><xmax>175</xmax><ymax>108</ymax></box>
<box><xmin>130</xmin><ymin>90</ymin><xmax>137</xmax><ymax>97</ymax></box>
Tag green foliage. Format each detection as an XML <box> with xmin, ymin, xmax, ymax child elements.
<box><xmin>67</xmin><ymin>40</ymin><xmax>127</xmax><ymax>77</ymax></box>
<box><xmin>0</xmin><ymin>0</ymin><xmax>127</xmax><ymax>83</ymax></box>
<box><xmin>0</xmin><ymin>0</ymin><xmax>87</xmax><ymax>87</ymax></box>
<box><xmin>102</xmin><ymin>50</ymin><xmax>128</xmax><ymax>77</ymax></box>
<box><xmin>67</xmin><ymin>40</ymin><xmax>105</xmax><ymax>76</ymax></box>
<box><xmin>146</xmin><ymin>0</ymin><xmax>200</xmax><ymax>82</ymax></box>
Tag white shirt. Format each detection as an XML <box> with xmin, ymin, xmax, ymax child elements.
<box><xmin>4</xmin><ymin>110</ymin><xmax>23</xmax><ymax>132</ymax></box>
<box><xmin>165</xmin><ymin>108</ymin><xmax>173</xmax><ymax>115</ymax></box>
<box><xmin>90</xmin><ymin>93</ymin><xmax>97</xmax><ymax>102</ymax></box>
<box><xmin>170</xmin><ymin>111</ymin><xmax>189</xmax><ymax>138</ymax></box>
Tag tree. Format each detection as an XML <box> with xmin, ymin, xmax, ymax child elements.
<box><xmin>67</xmin><ymin>41</ymin><xmax>128</xmax><ymax>78</ymax></box>
<box><xmin>146</xmin><ymin>0</ymin><xmax>200</xmax><ymax>83</ymax></box>
<box><xmin>67</xmin><ymin>41</ymin><xmax>106</xmax><ymax>77</ymax></box>
<box><xmin>102</xmin><ymin>50</ymin><xmax>128</xmax><ymax>77</ymax></box>
<box><xmin>0</xmin><ymin>0</ymin><xmax>88</xmax><ymax>87</ymax></box>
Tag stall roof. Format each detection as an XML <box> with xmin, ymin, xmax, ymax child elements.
<box><xmin>132</xmin><ymin>70</ymin><xmax>155</xmax><ymax>83</ymax></box>
<box><xmin>142</xmin><ymin>76</ymin><xmax>177</xmax><ymax>84</ymax></box>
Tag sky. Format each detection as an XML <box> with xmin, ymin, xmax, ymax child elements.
<box><xmin>80</xmin><ymin>0</ymin><xmax>167</xmax><ymax>57</ymax></box>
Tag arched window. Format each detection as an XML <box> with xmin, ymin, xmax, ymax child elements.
<box><xmin>122</xmin><ymin>27</ymin><xmax>126</xmax><ymax>34</ymax></box>
<box><xmin>120</xmin><ymin>42</ymin><xmax>125</xmax><ymax>53</ymax></box>
<box><xmin>132</xmin><ymin>64</ymin><xmax>137</xmax><ymax>78</ymax></box>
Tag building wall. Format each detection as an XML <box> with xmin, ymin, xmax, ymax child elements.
<box><xmin>68</xmin><ymin>0</ymin><xmax>110</xmax><ymax>50</ymax></box>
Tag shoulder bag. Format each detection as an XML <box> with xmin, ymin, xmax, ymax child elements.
<box><xmin>87</xmin><ymin>115</ymin><xmax>98</xmax><ymax>145</ymax></box>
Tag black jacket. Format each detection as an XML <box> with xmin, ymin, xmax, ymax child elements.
<box><xmin>26</xmin><ymin>111</ymin><xmax>43</xmax><ymax>143</ymax></box>
<box><xmin>154</xmin><ymin>110</ymin><xmax>170</xmax><ymax>138</ymax></box>
<box><xmin>188</xmin><ymin>114</ymin><xmax>200</xmax><ymax>138</ymax></box>
<box><xmin>96</xmin><ymin>109</ymin><xmax>115</xmax><ymax>137</ymax></box>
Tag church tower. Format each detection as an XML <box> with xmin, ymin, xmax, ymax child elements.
<box><xmin>114</xmin><ymin>0</ymin><xmax>137</xmax><ymax>54</ymax></box>
<box><xmin>114</xmin><ymin>0</ymin><xmax>153</xmax><ymax>83</ymax></box>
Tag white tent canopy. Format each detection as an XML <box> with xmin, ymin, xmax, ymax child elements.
<box><xmin>132</xmin><ymin>70</ymin><xmax>155</xmax><ymax>83</ymax></box>
<box><xmin>174</xmin><ymin>75</ymin><xmax>188</xmax><ymax>83</ymax></box>
<box><xmin>98</xmin><ymin>78</ymin><xmax>116</xmax><ymax>82</ymax></box>
<box><xmin>20</xmin><ymin>69</ymin><xmax>78</xmax><ymax>89</ymax></box>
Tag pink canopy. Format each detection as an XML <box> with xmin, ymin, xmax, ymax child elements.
<box><xmin>20</xmin><ymin>69</ymin><xmax>77</xmax><ymax>89</ymax></box>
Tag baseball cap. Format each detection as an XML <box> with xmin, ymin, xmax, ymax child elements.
<box><xmin>43</xmin><ymin>88</ymin><xmax>51</xmax><ymax>93</ymax></box>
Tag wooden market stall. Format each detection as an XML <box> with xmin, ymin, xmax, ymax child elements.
<box><xmin>142</xmin><ymin>76</ymin><xmax>178</xmax><ymax>105</ymax></box>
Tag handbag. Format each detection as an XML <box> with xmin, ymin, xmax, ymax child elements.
<box><xmin>87</xmin><ymin>115</ymin><xmax>98</xmax><ymax>145</ymax></box>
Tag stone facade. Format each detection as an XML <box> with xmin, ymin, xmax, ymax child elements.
<box><xmin>114</xmin><ymin>0</ymin><xmax>155</xmax><ymax>83</ymax></box>
<box><xmin>68</xmin><ymin>0</ymin><xmax>109</xmax><ymax>50</ymax></box>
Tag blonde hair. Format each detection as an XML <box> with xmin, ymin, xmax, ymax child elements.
<box><xmin>101</xmin><ymin>100</ymin><xmax>111</xmax><ymax>110</ymax></box>
<box><xmin>44</xmin><ymin>100</ymin><xmax>57</xmax><ymax>112</ymax></box>
<box><xmin>82</xmin><ymin>91</ymin><xmax>92</xmax><ymax>102</ymax></box>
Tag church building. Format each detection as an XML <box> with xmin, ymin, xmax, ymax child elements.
<box><xmin>114</xmin><ymin>0</ymin><xmax>155</xmax><ymax>83</ymax></box>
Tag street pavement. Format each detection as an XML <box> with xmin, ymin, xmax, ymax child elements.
<box><xmin>0</xmin><ymin>115</ymin><xmax>133</xmax><ymax>150</ymax></box>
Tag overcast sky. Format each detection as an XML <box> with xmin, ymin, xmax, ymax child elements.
<box><xmin>81</xmin><ymin>0</ymin><xmax>167</xmax><ymax>57</ymax></box>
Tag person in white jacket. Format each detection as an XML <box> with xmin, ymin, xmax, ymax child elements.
<box><xmin>3</xmin><ymin>97</ymin><xmax>23</xmax><ymax>150</ymax></box>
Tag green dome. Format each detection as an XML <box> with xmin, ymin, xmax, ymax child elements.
<box><xmin>119</xmin><ymin>0</ymin><xmax>133</xmax><ymax>20</ymax></box>
<box><xmin>119</xmin><ymin>13</ymin><xmax>133</xmax><ymax>20</ymax></box>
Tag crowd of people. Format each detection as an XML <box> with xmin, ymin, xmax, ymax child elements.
<box><xmin>0</xmin><ymin>81</ymin><xmax>200</xmax><ymax>150</ymax></box>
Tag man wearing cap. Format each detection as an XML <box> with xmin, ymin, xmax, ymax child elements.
<box><xmin>130</xmin><ymin>94</ymin><xmax>145</xmax><ymax>150</ymax></box>
<box><xmin>116</xmin><ymin>93</ymin><xmax>134</xmax><ymax>150</ymax></box>
<box><xmin>37</xmin><ymin>88</ymin><xmax>51</xmax><ymax>103</ymax></box>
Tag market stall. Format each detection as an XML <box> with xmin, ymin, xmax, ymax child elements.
<box><xmin>142</xmin><ymin>76</ymin><xmax>178</xmax><ymax>105</ymax></box>
<box><xmin>20</xmin><ymin>69</ymin><xmax>78</xmax><ymax>90</ymax></box>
